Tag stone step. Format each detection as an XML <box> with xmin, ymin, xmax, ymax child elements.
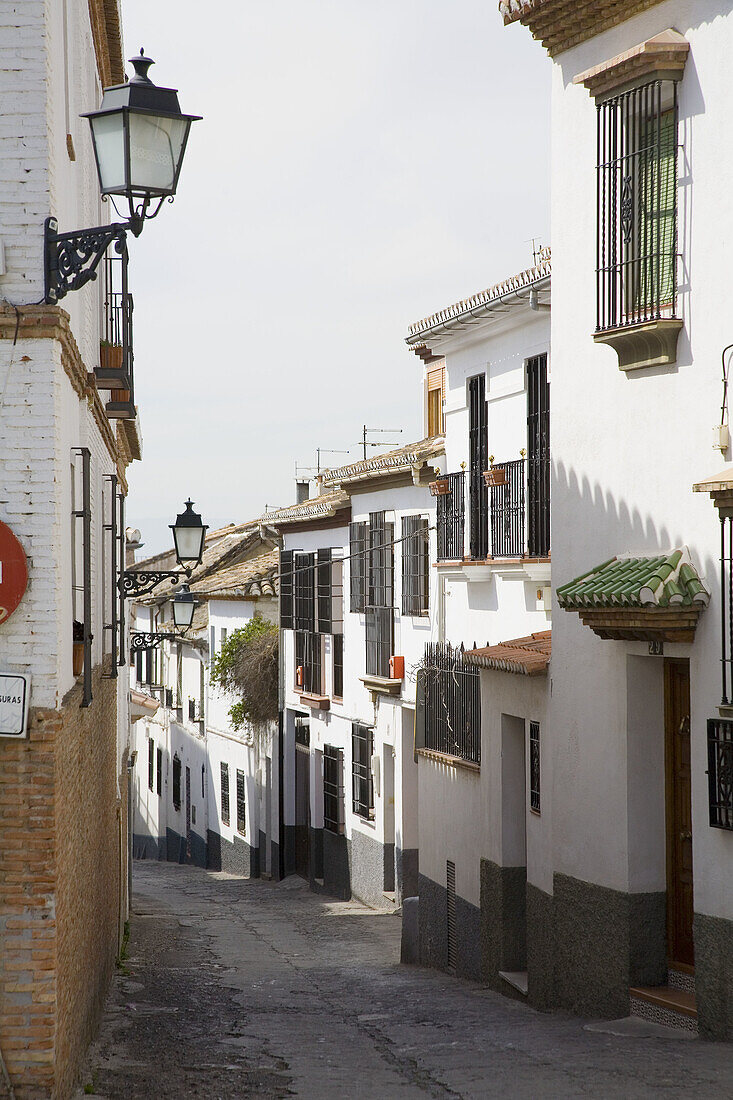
<box><xmin>629</xmin><ymin>984</ymin><xmax>698</xmax><ymax>1035</ymax></box>
<box><xmin>667</xmin><ymin>966</ymin><xmax>695</xmax><ymax>993</ymax></box>
<box><xmin>499</xmin><ymin>970</ymin><xmax>528</xmax><ymax>996</ymax></box>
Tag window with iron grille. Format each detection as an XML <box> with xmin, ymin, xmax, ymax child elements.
<box><xmin>436</xmin><ymin>471</ymin><xmax>465</xmax><ymax>561</ymax></box>
<box><xmin>596</xmin><ymin>81</ymin><xmax>679</xmax><ymax>332</ymax></box>
<box><xmin>468</xmin><ymin>374</ymin><xmax>489</xmax><ymax>560</ymax></box>
<box><xmin>707</xmin><ymin>719</ymin><xmax>733</xmax><ymax>831</ymax></box>
<box><xmin>401</xmin><ymin>516</ymin><xmax>429</xmax><ymax>616</ymax></box>
<box><xmin>295</xmin><ymin>552</ymin><xmax>315</xmax><ymax>632</ymax></box>
<box><xmin>368</xmin><ymin>512</ymin><xmax>393</xmax><ymax>607</ymax></box>
<box><xmin>71</xmin><ymin>447</ymin><xmax>93</xmax><ymax>707</ymax></box>
<box><xmin>331</xmin><ymin>556</ymin><xmax>344</xmax><ymax>634</ymax></box>
<box><xmin>332</xmin><ymin>632</ymin><xmax>344</xmax><ymax>699</ymax></box>
<box><xmin>172</xmin><ymin>754</ymin><xmax>182</xmax><ymax>811</ymax></box>
<box><xmin>323</xmin><ymin>744</ymin><xmax>344</xmax><ymax>833</ymax></box>
<box><xmin>349</xmin><ymin>522</ymin><xmax>368</xmax><ymax>611</ymax></box>
<box><xmin>416</xmin><ymin>643</ymin><xmax>481</xmax><ymax>764</ymax></box>
<box><xmin>236</xmin><ymin>769</ymin><xmax>246</xmax><ymax>834</ymax></box>
<box><xmin>317</xmin><ymin>548</ymin><xmax>332</xmax><ymax>633</ymax></box>
<box><xmin>529</xmin><ymin>721</ymin><xmax>541</xmax><ymax>813</ymax></box>
<box><xmin>366</xmin><ymin>606</ymin><xmax>393</xmax><ymax>678</ymax></box>
<box><xmin>295</xmin><ymin>630</ymin><xmax>322</xmax><ymax>694</ymax></box>
<box><xmin>352</xmin><ymin>723</ymin><xmax>374</xmax><ymax>819</ymax></box>
<box><xmin>527</xmin><ymin>355</ymin><xmax>550</xmax><ymax>558</ymax></box>
<box><xmin>220</xmin><ymin>761</ymin><xmax>230</xmax><ymax>825</ymax></box>
<box><xmin>148</xmin><ymin>738</ymin><xmax>154</xmax><ymax>792</ymax></box>
<box><xmin>280</xmin><ymin>549</ymin><xmax>294</xmax><ymax>630</ymax></box>
<box><xmin>156</xmin><ymin>748</ymin><xmax>162</xmax><ymax>797</ymax></box>
<box><xmin>489</xmin><ymin>459</ymin><xmax>525</xmax><ymax>559</ymax></box>
<box><xmin>294</xmin><ymin>714</ymin><xmax>310</xmax><ymax>747</ymax></box>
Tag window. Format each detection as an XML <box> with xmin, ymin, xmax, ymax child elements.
<box><xmin>323</xmin><ymin>745</ymin><xmax>344</xmax><ymax>833</ymax></box>
<box><xmin>148</xmin><ymin>738</ymin><xmax>154</xmax><ymax>792</ymax></box>
<box><xmin>295</xmin><ymin>629</ymin><xmax>322</xmax><ymax>694</ymax></box>
<box><xmin>317</xmin><ymin>549</ymin><xmax>332</xmax><ymax>633</ymax></box>
<box><xmin>221</xmin><ymin>627</ymin><xmax>227</xmax><ymax>647</ymax></box>
<box><xmin>280</xmin><ymin>549</ymin><xmax>294</xmax><ymax>629</ymax></box>
<box><xmin>436</xmin><ymin>471</ymin><xmax>465</xmax><ymax>561</ymax></box>
<box><xmin>71</xmin><ymin>447</ymin><xmax>93</xmax><ymax>707</ymax></box>
<box><xmin>426</xmin><ymin>363</ymin><xmax>445</xmax><ymax>438</ymax></box>
<box><xmin>201</xmin><ymin>763</ymin><xmax>205</xmax><ymax>798</ymax></box>
<box><xmin>102</xmin><ymin>473</ymin><xmax>119</xmax><ymax>678</ymax></box>
<box><xmin>401</xmin><ymin>516</ymin><xmax>429</xmax><ymax>616</ymax></box>
<box><xmin>530</xmin><ymin>721</ymin><xmax>541</xmax><ymax>814</ymax></box>
<box><xmin>332</xmin><ymin>633</ymin><xmax>344</xmax><ymax>699</ymax></box>
<box><xmin>596</xmin><ymin>80</ymin><xmax>679</xmax><ymax>332</ymax></box>
<box><xmin>156</xmin><ymin>748</ymin><xmax>162</xmax><ymax>796</ymax></box>
<box><xmin>220</xmin><ymin>762</ymin><xmax>230</xmax><ymax>826</ymax></box>
<box><xmin>707</xmin><ymin>720</ymin><xmax>733</xmax><ymax>831</ymax></box>
<box><xmin>489</xmin><ymin>459</ymin><xmax>525</xmax><ymax>559</ymax></box>
<box><xmin>172</xmin><ymin>754</ymin><xmax>182</xmax><ymax>811</ymax></box>
<box><xmin>416</xmin><ymin>643</ymin><xmax>481</xmax><ymax>765</ymax></box>
<box><xmin>236</xmin><ymin>769</ymin><xmax>246</xmax><ymax>835</ymax></box>
<box><xmin>468</xmin><ymin>374</ymin><xmax>488</xmax><ymax>560</ymax></box>
<box><xmin>294</xmin><ymin>553</ymin><xmax>315</xmax><ymax>631</ymax></box>
<box><xmin>527</xmin><ymin>355</ymin><xmax>550</xmax><ymax>558</ymax></box>
<box><xmin>349</xmin><ymin>522</ymin><xmax>368</xmax><ymax>612</ymax></box>
<box><xmin>352</xmin><ymin>723</ymin><xmax>374</xmax><ymax>819</ymax></box>
<box><xmin>210</xmin><ymin>625</ymin><xmax>215</xmax><ymax>659</ymax></box>
<box><xmin>365</xmin><ymin>512</ymin><xmax>394</xmax><ymax>678</ymax></box>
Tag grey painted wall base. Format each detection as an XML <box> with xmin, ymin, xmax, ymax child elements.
<box><xmin>456</xmin><ymin>893</ymin><xmax>481</xmax><ymax>981</ymax></box>
<box><xmin>350</xmin><ymin>828</ymin><xmax>392</xmax><ymax>908</ymax></box>
<box><xmin>695</xmin><ymin>911</ymin><xmax>733</xmax><ymax>1040</ymax></box>
<box><xmin>283</xmin><ymin>824</ymin><xmax>296</xmax><ymax>876</ymax></box>
<box><xmin>417</xmin><ymin>872</ymin><xmax>480</xmax><ymax>981</ymax></box>
<box><xmin>526</xmin><ymin>882</ymin><xmax>555</xmax><ymax>1011</ymax></box>
<box><xmin>132</xmin><ymin>834</ymin><xmax>166</xmax><ymax>862</ymax></box>
<box><xmin>480</xmin><ymin>859</ymin><xmax>526</xmax><ymax>992</ymax></box>
<box><xmin>396</xmin><ymin>847</ymin><xmax>418</xmax><ymax>903</ymax></box>
<box><xmin>553</xmin><ymin>873</ymin><xmax>666</xmax><ymax>1018</ymax></box>
<box><xmin>401</xmin><ymin>897</ymin><xmax>419</xmax><ymax>964</ymax></box>
<box><xmin>166</xmin><ymin>828</ymin><xmax>185</xmax><ymax>864</ymax></box>
<box><xmin>323</xmin><ymin>830</ymin><xmax>351</xmax><ymax>899</ymax></box>
<box><xmin>308</xmin><ymin>826</ymin><xmax>324</xmax><ymax>886</ymax></box>
<box><xmin>206</xmin><ymin>829</ymin><xmax>259</xmax><ymax>877</ymax></box>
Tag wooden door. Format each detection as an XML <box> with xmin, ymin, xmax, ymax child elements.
<box><xmin>664</xmin><ymin>659</ymin><xmax>694</xmax><ymax>968</ymax></box>
<box><xmin>295</xmin><ymin>744</ymin><xmax>310</xmax><ymax>879</ymax></box>
<box><xmin>185</xmin><ymin>766</ymin><xmax>192</xmax><ymax>863</ymax></box>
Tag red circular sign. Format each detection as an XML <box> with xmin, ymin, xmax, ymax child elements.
<box><xmin>0</xmin><ymin>521</ymin><xmax>28</xmax><ymax>625</ymax></box>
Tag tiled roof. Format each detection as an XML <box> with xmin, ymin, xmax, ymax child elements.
<box><xmin>406</xmin><ymin>255</ymin><xmax>550</xmax><ymax>343</ymax></box>
<box><xmin>262</xmin><ymin>489</ymin><xmax>350</xmax><ymax>527</ymax></box>
<box><xmin>498</xmin><ymin>1</ymin><xmax>668</xmax><ymax>57</ymax></box>
<box><xmin>465</xmin><ymin>630</ymin><xmax>551</xmax><ymax>675</ymax></box>
<box><xmin>190</xmin><ymin>549</ymin><xmax>278</xmax><ymax>599</ymax></box>
<box><xmin>557</xmin><ymin>549</ymin><xmax>709</xmax><ymax>610</ymax></box>
<box><xmin>135</xmin><ymin>527</ymin><xmax>275</xmax><ymax>603</ymax></box>
<box><xmin>320</xmin><ymin>438</ymin><xmax>445</xmax><ymax>488</ymax></box>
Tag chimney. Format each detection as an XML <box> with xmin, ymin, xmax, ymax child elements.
<box><xmin>295</xmin><ymin>480</ymin><xmax>310</xmax><ymax>504</ymax></box>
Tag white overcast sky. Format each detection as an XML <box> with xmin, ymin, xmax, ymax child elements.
<box><xmin>120</xmin><ymin>0</ymin><xmax>550</xmax><ymax>555</ymax></box>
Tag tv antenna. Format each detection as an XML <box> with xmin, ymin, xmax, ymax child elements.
<box><xmin>357</xmin><ymin>425</ymin><xmax>403</xmax><ymax>461</ymax></box>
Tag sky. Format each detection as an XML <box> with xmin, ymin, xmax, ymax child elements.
<box><xmin>120</xmin><ymin>0</ymin><xmax>551</xmax><ymax>556</ymax></box>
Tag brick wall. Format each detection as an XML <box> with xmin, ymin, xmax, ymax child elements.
<box><xmin>0</xmin><ymin>665</ymin><xmax>124</xmax><ymax>1100</ymax></box>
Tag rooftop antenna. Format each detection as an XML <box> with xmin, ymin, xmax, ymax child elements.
<box><xmin>357</xmin><ymin>425</ymin><xmax>403</xmax><ymax>461</ymax></box>
<box><xmin>316</xmin><ymin>447</ymin><xmax>350</xmax><ymax>475</ymax></box>
<box><xmin>526</xmin><ymin>236</ymin><xmax>548</xmax><ymax>266</ymax></box>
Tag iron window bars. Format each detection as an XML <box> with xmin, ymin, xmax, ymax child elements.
<box><xmin>332</xmin><ymin>633</ymin><xmax>344</xmax><ymax>699</ymax></box>
<box><xmin>436</xmin><ymin>471</ymin><xmax>465</xmax><ymax>561</ymax></box>
<box><xmin>294</xmin><ymin>552</ymin><xmax>315</xmax><ymax>633</ymax></box>
<box><xmin>236</xmin><ymin>769</ymin><xmax>246</xmax><ymax>835</ymax></box>
<box><xmin>596</xmin><ymin>80</ymin><xmax>679</xmax><ymax>332</ymax></box>
<box><xmin>418</xmin><ymin>642</ymin><xmax>481</xmax><ymax>764</ymax></box>
<box><xmin>317</xmin><ymin>548</ymin><xmax>333</xmax><ymax>633</ymax></box>
<box><xmin>489</xmin><ymin>459</ymin><xmax>526</xmax><ymax>558</ymax></box>
<box><xmin>156</xmin><ymin>747</ymin><xmax>162</xmax><ymax>797</ymax></box>
<box><xmin>220</xmin><ymin>762</ymin><xmax>230</xmax><ymax>826</ymax></box>
<box><xmin>102</xmin><ymin>474</ymin><xmax>120</xmax><ymax>678</ymax></box>
<box><xmin>527</xmin><ymin>354</ymin><xmax>550</xmax><ymax>558</ymax></box>
<box><xmin>280</xmin><ymin>549</ymin><xmax>294</xmax><ymax>629</ymax></box>
<box><xmin>99</xmin><ymin>251</ymin><xmax>135</xmax><ymax>419</ymax></box>
<box><xmin>294</xmin><ymin>714</ymin><xmax>310</xmax><ymax>748</ymax></box>
<box><xmin>148</xmin><ymin>737</ymin><xmax>155</xmax><ymax>792</ymax></box>
<box><xmin>352</xmin><ymin>723</ymin><xmax>374</xmax><ymax>819</ymax></box>
<box><xmin>172</xmin><ymin>753</ymin><xmax>182</xmax><ymax>811</ymax></box>
<box><xmin>401</xmin><ymin>515</ymin><xmax>429</xmax><ymax>616</ymax></box>
<box><xmin>720</xmin><ymin>517</ymin><xmax>733</xmax><ymax>705</ymax></box>
<box><xmin>707</xmin><ymin>719</ymin><xmax>733</xmax><ymax>831</ymax></box>
<box><xmin>295</xmin><ymin>630</ymin><xmax>323</xmax><ymax>695</ymax></box>
<box><xmin>349</xmin><ymin>521</ymin><xmax>369</xmax><ymax>612</ymax></box>
<box><xmin>529</xmin><ymin>721</ymin><xmax>541</xmax><ymax>813</ymax></box>
<box><xmin>366</xmin><ymin>606</ymin><xmax>393</xmax><ymax>678</ymax></box>
<box><xmin>323</xmin><ymin>744</ymin><xmax>344</xmax><ymax>834</ymax></box>
<box><xmin>365</xmin><ymin>512</ymin><xmax>394</xmax><ymax>678</ymax></box>
<box><xmin>468</xmin><ymin>375</ymin><xmax>489</xmax><ymax>560</ymax></box>
<box><xmin>72</xmin><ymin>448</ymin><xmax>93</xmax><ymax>707</ymax></box>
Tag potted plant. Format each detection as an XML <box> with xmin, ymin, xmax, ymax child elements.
<box><xmin>99</xmin><ymin>338</ymin><xmax>123</xmax><ymax>372</ymax></box>
<box><xmin>72</xmin><ymin>620</ymin><xmax>84</xmax><ymax>677</ymax></box>
<box><xmin>429</xmin><ymin>467</ymin><xmax>451</xmax><ymax>496</ymax></box>
<box><xmin>484</xmin><ymin>457</ymin><xmax>506</xmax><ymax>487</ymax></box>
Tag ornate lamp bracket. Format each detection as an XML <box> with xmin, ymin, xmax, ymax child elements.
<box><xmin>130</xmin><ymin>631</ymin><xmax>182</xmax><ymax>651</ymax></box>
<box><xmin>119</xmin><ymin>570</ymin><xmax>185</xmax><ymax>600</ymax></box>
<box><xmin>44</xmin><ymin>216</ymin><xmax>130</xmax><ymax>304</ymax></box>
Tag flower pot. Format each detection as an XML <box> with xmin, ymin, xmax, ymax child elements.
<box><xmin>484</xmin><ymin>467</ymin><xmax>506</xmax><ymax>487</ymax></box>
<box><xmin>429</xmin><ymin>479</ymin><xmax>451</xmax><ymax>497</ymax></box>
<box><xmin>73</xmin><ymin>641</ymin><xmax>84</xmax><ymax>677</ymax></box>
<box><xmin>100</xmin><ymin>343</ymin><xmax>124</xmax><ymax>371</ymax></box>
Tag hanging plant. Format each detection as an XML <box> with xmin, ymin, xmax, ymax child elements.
<box><xmin>210</xmin><ymin>615</ymin><xmax>279</xmax><ymax>729</ymax></box>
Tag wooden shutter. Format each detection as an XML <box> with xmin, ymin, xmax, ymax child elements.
<box><xmin>427</xmin><ymin>363</ymin><xmax>445</xmax><ymax>437</ymax></box>
<box><xmin>349</xmin><ymin>522</ymin><xmax>368</xmax><ymax>612</ymax></box>
<box><xmin>280</xmin><ymin>549</ymin><xmax>294</xmax><ymax>629</ymax></box>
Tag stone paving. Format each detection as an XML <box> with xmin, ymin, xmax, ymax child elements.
<box><xmin>76</xmin><ymin>862</ymin><xmax>733</xmax><ymax>1099</ymax></box>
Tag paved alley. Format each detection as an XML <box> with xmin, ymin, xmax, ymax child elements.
<box><xmin>76</xmin><ymin>863</ymin><xmax>732</xmax><ymax>1100</ymax></box>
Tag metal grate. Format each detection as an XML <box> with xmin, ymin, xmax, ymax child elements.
<box><xmin>349</xmin><ymin>522</ymin><xmax>368</xmax><ymax>611</ymax></box>
<box><xmin>236</xmin><ymin>769</ymin><xmax>246</xmax><ymax>834</ymax></box>
<box><xmin>596</xmin><ymin>81</ymin><xmax>679</xmax><ymax>332</ymax></box>
<box><xmin>148</xmin><ymin>738</ymin><xmax>154</xmax><ymax>792</ymax></box>
<box><xmin>490</xmin><ymin>459</ymin><xmax>525</xmax><ymax>558</ymax></box>
<box><xmin>317</xmin><ymin>548</ymin><xmax>333</xmax><ymax>633</ymax></box>
<box><xmin>420</xmin><ymin>643</ymin><xmax>481</xmax><ymax>764</ymax></box>
<box><xmin>156</xmin><ymin>748</ymin><xmax>162</xmax><ymax>797</ymax></box>
<box><xmin>468</xmin><ymin>374</ymin><xmax>489</xmax><ymax>560</ymax></box>
<box><xmin>172</xmin><ymin>754</ymin><xmax>182</xmax><ymax>811</ymax></box>
<box><xmin>295</xmin><ymin>552</ymin><xmax>315</xmax><ymax>632</ymax></box>
<box><xmin>366</xmin><ymin>606</ymin><xmax>393</xmax><ymax>678</ymax></box>
<box><xmin>294</xmin><ymin>714</ymin><xmax>310</xmax><ymax>748</ymax></box>
<box><xmin>446</xmin><ymin>860</ymin><xmax>457</xmax><ymax>973</ymax></box>
<box><xmin>437</xmin><ymin>471</ymin><xmax>465</xmax><ymax>561</ymax></box>
<box><xmin>352</xmin><ymin>723</ymin><xmax>374</xmax><ymax>819</ymax></box>
<box><xmin>280</xmin><ymin>549</ymin><xmax>294</xmax><ymax>629</ymax></box>
<box><xmin>402</xmin><ymin>515</ymin><xmax>429</xmax><ymax>616</ymax></box>
<box><xmin>527</xmin><ymin>354</ymin><xmax>550</xmax><ymax>558</ymax></box>
<box><xmin>220</xmin><ymin>762</ymin><xmax>230</xmax><ymax>825</ymax></box>
<box><xmin>296</xmin><ymin>630</ymin><xmax>322</xmax><ymax>694</ymax></box>
<box><xmin>529</xmin><ymin>721</ymin><xmax>541</xmax><ymax>814</ymax></box>
<box><xmin>707</xmin><ymin>719</ymin><xmax>733</xmax><ymax>831</ymax></box>
<box><xmin>332</xmin><ymin>632</ymin><xmax>344</xmax><ymax>699</ymax></box>
<box><xmin>323</xmin><ymin>744</ymin><xmax>344</xmax><ymax>834</ymax></box>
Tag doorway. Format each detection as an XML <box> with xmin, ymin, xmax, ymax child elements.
<box><xmin>294</xmin><ymin>715</ymin><xmax>310</xmax><ymax>879</ymax></box>
<box><xmin>185</xmin><ymin>766</ymin><xmax>192</xmax><ymax>863</ymax></box>
<box><xmin>664</xmin><ymin>659</ymin><xmax>693</xmax><ymax>968</ymax></box>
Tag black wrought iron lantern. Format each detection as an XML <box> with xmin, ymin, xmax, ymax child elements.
<box><xmin>172</xmin><ymin>584</ymin><xmax>196</xmax><ymax>631</ymax></box>
<box><xmin>83</xmin><ymin>50</ymin><xmax>201</xmax><ymax>234</ymax></box>
<box><xmin>170</xmin><ymin>500</ymin><xmax>208</xmax><ymax>571</ymax></box>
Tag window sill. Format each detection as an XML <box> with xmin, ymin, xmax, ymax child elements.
<box><xmin>298</xmin><ymin>692</ymin><xmax>330</xmax><ymax>711</ymax></box>
<box><xmin>594</xmin><ymin>318</ymin><xmax>683</xmax><ymax>372</ymax></box>
<box><xmin>360</xmin><ymin>675</ymin><xmax>402</xmax><ymax>697</ymax></box>
<box><xmin>416</xmin><ymin>748</ymin><xmax>480</xmax><ymax>773</ymax></box>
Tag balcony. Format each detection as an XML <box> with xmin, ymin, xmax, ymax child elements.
<box><xmin>96</xmin><ymin>253</ymin><xmax>136</xmax><ymax>420</ymax></box>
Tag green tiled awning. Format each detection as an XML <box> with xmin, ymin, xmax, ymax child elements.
<box><xmin>557</xmin><ymin>549</ymin><xmax>709</xmax><ymax>610</ymax></box>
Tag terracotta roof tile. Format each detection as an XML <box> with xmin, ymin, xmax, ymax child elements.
<box><xmin>319</xmin><ymin>438</ymin><xmax>445</xmax><ymax>488</ymax></box>
<box><xmin>465</xmin><ymin>630</ymin><xmax>551</xmax><ymax>675</ymax></box>
<box><xmin>262</xmin><ymin>489</ymin><xmax>350</xmax><ymax>527</ymax></box>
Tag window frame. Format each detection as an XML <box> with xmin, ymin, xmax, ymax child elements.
<box><xmin>236</xmin><ymin>768</ymin><xmax>246</xmax><ymax>835</ymax></box>
<box><xmin>352</xmin><ymin>723</ymin><xmax>374</xmax><ymax>820</ymax></box>
<box><xmin>323</xmin><ymin>744</ymin><xmax>344</xmax><ymax>834</ymax></box>
<box><xmin>401</xmin><ymin>515</ymin><xmax>429</xmax><ymax>616</ymax></box>
<box><xmin>220</xmin><ymin>761</ymin><xmax>230</xmax><ymax>826</ymax></box>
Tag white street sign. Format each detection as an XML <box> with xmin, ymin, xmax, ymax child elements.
<box><xmin>0</xmin><ymin>671</ymin><xmax>30</xmax><ymax>738</ymax></box>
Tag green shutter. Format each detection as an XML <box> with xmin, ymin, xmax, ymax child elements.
<box><xmin>640</xmin><ymin>108</ymin><xmax>676</xmax><ymax>308</ymax></box>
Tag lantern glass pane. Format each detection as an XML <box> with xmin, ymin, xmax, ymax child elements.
<box><xmin>173</xmin><ymin>598</ymin><xmax>195</xmax><ymax>629</ymax></box>
<box><xmin>173</xmin><ymin>525</ymin><xmax>204</xmax><ymax>565</ymax></box>
<box><xmin>128</xmin><ymin>113</ymin><xmax>189</xmax><ymax>194</ymax></box>
<box><xmin>90</xmin><ymin>112</ymin><xmax>127</xmax><ymax>193</ymax></box>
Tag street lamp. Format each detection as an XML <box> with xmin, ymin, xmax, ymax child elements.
<box><xmin>172</xmin><ymin>585</ymin><xmax>196</xmax><ymax>631</ymax></box>
<box><xmin>120</xmin><ymin>499</ymin><xmax>207</xmax><ymax>599</ymax></box>
<box><xmin>45</xmin><ymin>50</ymin><xmax>201</xmax><ymax>303</ymax></box>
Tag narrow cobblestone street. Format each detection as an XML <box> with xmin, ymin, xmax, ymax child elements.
<box><xmin>75</xmin><ymin>863</ymin><xmax>732</xmax><ymax>1099</ymax></box>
